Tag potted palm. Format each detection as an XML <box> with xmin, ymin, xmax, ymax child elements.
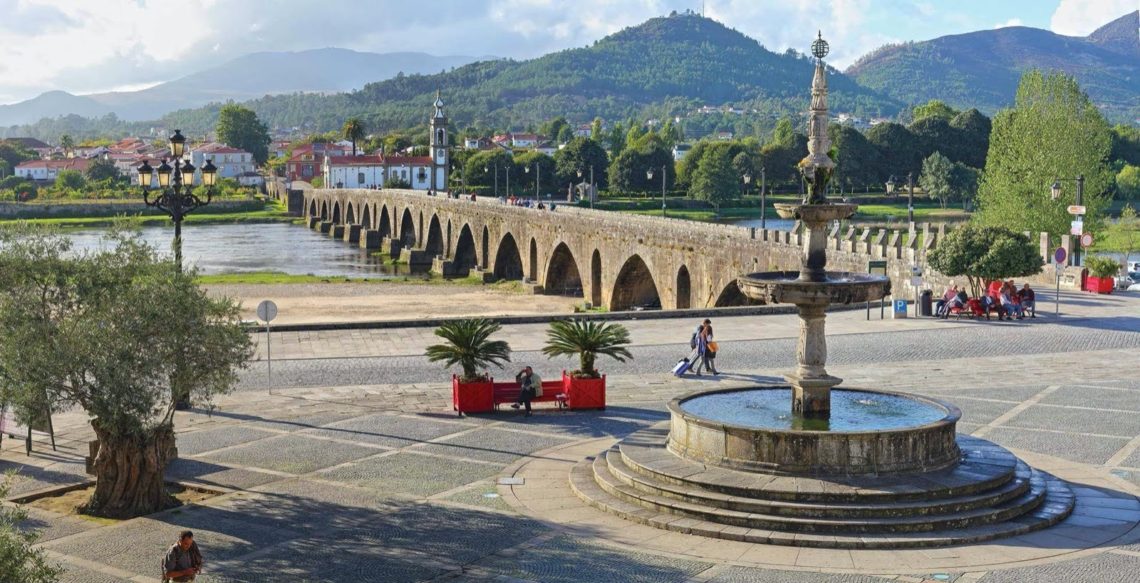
<box><xmin>425</xmin><ymin>318</ymin><xmax>511</xmax><ymax>415</ymax></box>
<box><xmin>1084</xmin><ymin>256</ymin><xmax>1119</xmax><ymax>294</ymax></box>
<box><xmin>542</xmin><ymin>319</ymin><xmax>632</xmax><ymax>410</ymax></box>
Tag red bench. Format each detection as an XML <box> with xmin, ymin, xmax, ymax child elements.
<box><xmin>491</xmin><ymin>379</ymin><xmax>567</xmax><ymax>410</ymax></box>
<box><xmin>948</xmin><ymin>298</ymin><xmax>985</xmax><ymax>319</ymax></box>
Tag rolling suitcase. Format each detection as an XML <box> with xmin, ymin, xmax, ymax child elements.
<box><xmin>672</xmin><ymin>357</ymin><xmax>692</xmax><ymax>376</ymax></box>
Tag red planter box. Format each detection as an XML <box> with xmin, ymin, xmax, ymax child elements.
<box><xmin>564</xmin><ymin>371</ymin><xmax>606</xmax><ymax>410</ymax></box>
<box><xmin>1085</xmin><ymin>276</ymin><xmax>1115</xmax><ymax>294</ymax></box>
<box><xmin>452</xmin><ymin>375</ymin><xmax>494</xmax><ymax>415</ymax></box>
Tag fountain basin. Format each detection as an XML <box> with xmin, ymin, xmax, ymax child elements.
<box><xmin>738</xmin><ymin>271</ymin><xmax>890</xmax><ymax>305</ymax></box>
<box><xmin>774</xmin><ymin>203</ymin><xmax>857</xmax><ymax>223</ymax></box>
<box><xmin>666</xmin><ymin>387</ymin><xmax>961</xmax><ymax>476</ymax></box>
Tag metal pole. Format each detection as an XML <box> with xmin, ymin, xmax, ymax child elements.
<box><xmin>266</xmin><ymin>321</ymin><xmax>272</xmax><ymax>388</ymax></box>
<box><xmin>536</xmin><ymin>163</ymin><xmax>540</xmax><ymax>199</ymax></box>
<box><xmin>506</xmin><ymin>165</ymin><xmax>510</xmax><ymax>198</ymax></box>
<box><xmin>661</xmin><ymin>165</ymin><xmax>667</xmax><ymax>217</ymax></box>
<box><xmin>760</xmin><ymin>167</ymin><xmax>766</xmax><ymax>230</ymax></box>
<box><xmin>907</xmin><ymin>172</ymin><xmax>915</xmax><ymax>225</ymax></box>
<box><xmin>1075</xmin><ymin>174</ymin><xmax>1084</xmax><ymax>268</ymax></box>
<box><xmin>1055</xmin><ymin>269</ymin><xmax>1061</xmax><ymax>317</ymax></box>
<box><xmin>494</xmin><ymin>166</ymin><xmax>498</xmax><ymax>197</ymax></box>
<box><xmin>590</xmin><ymin>166</ymin><xmax>595</xmax><ymax>209</ymax></box>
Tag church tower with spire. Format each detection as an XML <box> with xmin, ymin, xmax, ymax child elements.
<box><xmin>430</xmin><ymin>91</ymin><xmax>449</xmax><ymax>192</ymax></box>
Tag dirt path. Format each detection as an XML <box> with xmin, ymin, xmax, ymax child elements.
<box><xmin>204</xmin><ymin>282</ymin><xmax>579</xmax><ymax>324</ymax></box>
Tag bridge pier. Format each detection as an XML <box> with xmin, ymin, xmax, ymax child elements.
<box><xmin>330</xmin><ymin>224</ymin><xmax>345</xmax><ymax>239</ymax></box>
<box><xmin>308</xmin><ymin>217</ymin><xmax>320</xmax><ymax>229</ymax></box>
<box><xmin>359</xmin><ymin>229</ymin><xmax>381</xmax><ymax>250</ymax></box>
<box><xmin>381</xmin><ymin>237</ymin><xmax>403</xmax><ymax>260</ymax></box>
<box><xmin>432</xmin><ymin>256</ymin><xmax>459</xmax><ymax>277</ymax></box>
<box><xmin>399</xmin><ymin>247</ymin><xmax>435</xmax><ymax>267</ymax></box>
<box><xmin>319</xmin><ymin>221</ymin><xmax>333</xmax><ymax>234</ymax></box>
<box><xmin>343</xmin><ymin>224</ymin><xmax>361</xmax><ymax>244</ymax></box>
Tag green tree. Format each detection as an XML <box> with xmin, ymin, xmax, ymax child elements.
<box><xmin>54</xmin><ymin>169</ymin><xmax>85</xmax><ymax>190</ymax></box>
<box><xmin>690</xmin><ymin>146</ymin><xmax>736</xmax><ymax>206</ymax></box>
<box><xmin>0</xmin><ymin>477</ymin><xmax>61</xmax><ymax>583</ymax></box>
<box><xmin>0</xmin><ymin>226</ymin><xmax>252</xmax><ymax>518</ymax></box>
<box><xmin>556</xmin><ymin>125</ymin><xmax>575</xmax><ymax>144</ymax></box>
<box><xmin>215</xmin><ymin>104</ymin><xmax>270</xmax><ymax>164</ymax></box>
<box><xmin>342</xmin><ymin>118</ymin><xmax>365</xmax><ymax>156</ymax></box>
<box><xmin>590</xmin><ymin>117</ymin><xmax>604</xmax><ymax>140</ymax></box>
<box><xmin>920</xmin><ymin>151</ymin><xmax>954</xmax><ymax>208</ymax></box>
<box><xmin>974</xmin><ymin>71</ymin><xmax>1114</xmax><ymax>237</ymax></box>
<box><xmin>927</xmin><ymin>224</ymin><xmax>1043</xmax><ymax>297</ymax></box>
<box><xmin>1111</xmin><ymin>125</ymin><xmax>1140</xmax><ymax>167</ymax></box>
<box><xmin>539</xmin><ymin>117</ymin><xmax>569</xmax><ymax>143</ymax></box>
<box><xmin>514</xmin><ymin>150</ymin><xmax>556</xmax><ymax>194</ymax></box>
<box><xmin>912</xmin><ymin>99</ymin><xmax>958</xmax><ymax>122</ymax></box>
<box><xmin>0</xmin><ymin>141</ymin><xmax>36</xmax><ymax>170</ymax></box>
<box><xmin>1117</xmin><ymin>165</ymin><xmax>1140</xmax><ymax>200</ymax></box>
<box><xmin>828</xmin><ymin>125</ymin><xmax>880</xmax><ymax>191</ymax></box>
<box><xmin>866</xmin><ymin>122</ymin><xmax>921</xmax><ymax>181</ymax></box>
<box><xmin>59</xmin><ymin>134</ymin><xmax>75</xmax><ymax>155</ymax></box>
<box><xmin>425</xmin><ymin>318</ymin><xmax>511</xmax><ymax>382</ymax></box>
<box><xmin>464</xmin><ymin>149</ymin><xmax>514</xmax><ymax>191</ymax></box>
<box><xmin>950</xmin><ymin>163</ymin><xmax>981</xmax><ymax>210</ymax></box>
<box><xmin>1103</xmin><ymin>204</ymin><xmax>1137</xmax><ymax>268</ymax></box>
<box><xmin>771</xmin><ymin>117</ymin><xmax>795</xmax><ymax>147</ymax></box>
<box><xmin>948</xmin><ymin>109</ymin><xmax>992</xmax><ymax>169</ymax></box>
<box><xmin>554</xmin><ymin>137</ymin><xmax>609</xmax><ymax>189</ymax></box>
<box><xmin>541</xmin><ymin>320</ymin><xmax>632</xmax><ymax>378</ymax></box>
<box><xmin>85</xmin><ymin>158</ymin><xmax>122</xmax><ymax>183</ymax></box>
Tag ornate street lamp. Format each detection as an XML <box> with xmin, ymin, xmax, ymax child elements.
<box><xmin>1051</xmin><ymin>175</ymin><xmax>1085</xmax><ymax>266</ymax></box>
<box><xmin>883</xmin><ymin>173</ymin><xmax>914</xmax><ymax>224</ymax></box>
<box><xmin>137</xmin><ymin>130</ymin><xmax>217</xmax><ymax>270</ymax></box>
<box><xmin>577</xmin><ymin>166</ymin><xmax>594</xmax><ymax>208</ymax></box>
<box><xmin>647</xmin><ymin>165</ymin><xmax>667</xmax><ymax>217</ymax></box>
<box><xmin>525</xmin><ymin>162</ymin><xmax>541</xmax><ymax>200</ymax></box>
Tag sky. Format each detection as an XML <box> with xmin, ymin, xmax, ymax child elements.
<box><xmin>0</xmin><ymin>0</ymin><xmax>1134</xmax><ymax>105</ymax></box>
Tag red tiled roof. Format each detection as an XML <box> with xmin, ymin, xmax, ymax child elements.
<box><xmin>384</xmin><ymin>156</ymin><xmax>432</xmax><ymax>166</ymax></box>
<box><xmin>195</xmin><ymin>143</ymin><xmax>248</xmax><ymax>154</ymax></box>
<box><xmin>16</xmin><ymin>159</ymin><xmax>92</xmax><ymax>171</ymax></box>
<box><xmin>325</xmin><ymin>155</ymin><xmax>386</xmax><ymax>166</ymax></box>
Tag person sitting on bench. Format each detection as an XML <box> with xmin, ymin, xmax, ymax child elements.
<box><xmin>511</xmin><ymin>366</ymin><xmax>542</xmax><ymax>416</ymax></box>
<box><xmin>936</xmin><ymin>282</ymin><xmax>960</xmax><ymax>317</ymax></box>
<box><xmin>1018</xmin><ymin>283</ymin><xmax>1036</xmax><ymax>318</ymax></box>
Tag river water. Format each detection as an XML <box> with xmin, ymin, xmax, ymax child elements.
<box><xmin>62</xmin><ymin>223</ymin><xmax>413</xmax><ymax>277</ymax></box>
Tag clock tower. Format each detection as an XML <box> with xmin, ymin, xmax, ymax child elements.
<box><xmin>429</xmin><ymin>91</ymin><xmax>449</xmax><ymax>192</ymax></box>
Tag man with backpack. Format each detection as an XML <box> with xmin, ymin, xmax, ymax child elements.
<box><xmin>162</xmin><ymin>530</ymin><xmax>203</xmax><ymax>582</ymax></box>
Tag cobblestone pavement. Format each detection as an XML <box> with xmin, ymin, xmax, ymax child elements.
<box><xmin>1</xmin><ymin>292</ymin><xmax>1138</xmax><ymax>582</ymax></box>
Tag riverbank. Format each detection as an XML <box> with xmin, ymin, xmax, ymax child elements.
<box><xmin>203</xmin><ymin>280</ymin><xmax>580</xmax><ymax>324</ymax></box>
<box><xmin>0</xmin><ymin>199</ymin><xmax>296</xmax><ymax>228</ymax></box>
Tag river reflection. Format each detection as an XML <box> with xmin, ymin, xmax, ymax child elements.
<box><xmin>62</xmin><ymin>223</ymin><xmax>419</xmax><ymax>278</ymax></box>
<box><xmin>720</xmin><ymin>218</ymin><xmax>795</xmax><ymax>231</ymax></box>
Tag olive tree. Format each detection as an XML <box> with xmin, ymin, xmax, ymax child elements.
<box><xmin>0</xmin><ymin>475</ymin><xmax>61</xmax><ymax>583</ymax></box>
<box><xmin>0</xmin><ymin>226</ymin><xmax>252</xmax><ymax>519</ymax></box>
<box><xmin>927</xmin><ymin>224</ymin><xmax>1043</xmax><ymax>297</ymax></box>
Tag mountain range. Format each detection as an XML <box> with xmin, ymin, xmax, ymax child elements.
<box><xmin>1</xmin><ymin>11</ymin><xmax>1136</xmax><ymax>136</ymax></box>
<box><xmin>0</xmin><ymin>49</ymin><xmax>482</xmax><ymax>127</ymax></box>
<box><xmin>847</xmin><ymin>11</ymin><xmax>1139</xmax><ymax>122</ymax></box>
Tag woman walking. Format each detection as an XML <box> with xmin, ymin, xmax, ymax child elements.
<box><xmin>692</xmin><ymin>320</ymin><xmax>719</xmax><ymax>376</ymax></box>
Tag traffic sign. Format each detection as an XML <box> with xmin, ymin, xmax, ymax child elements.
<box><xmin>1067</xmin><ymin>205</ymin><xmax>1086</xmax><ymax>215</ymax></box>
<box><xmin>1070</xmin><ymin>220</ymin><xmax>1083</xmax><ymax>236</ymax></box>
<box><xmin>1053</xmin><ymin>247</ymin><xmax>1067</xmax><ymax>264</ymax></box>
<box><xmin>1080</xmin><ymin>233</ymin><xmax>1094</xmax><ymax>248</ymax></box>
<box><xmin>257</xmin><ymin>300</ymin><xmax>278</xmax><ymax>323</ymax></box>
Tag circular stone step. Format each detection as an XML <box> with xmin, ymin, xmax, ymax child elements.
<box><xmin>618</xmin><ymin>426</ymin><xmax>1018</xmax><ymax>503</ymax></box>
<box><xmin>590</xmin><ymin>453</ymin><xmax>1048</xmax><ymax>534</ymax></box>
<box><xmin>604</xmin><ymin>447</ymin><xmax>1033</xmax><ymax>519</ymax></box>
<box><xmin>569</xmin><ymin>455</ymin><xmax>1075</xmax><ymax>548</ymax></box>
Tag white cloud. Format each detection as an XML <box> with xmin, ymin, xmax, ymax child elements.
<box><xmin>995</xmin><ymin>18</ymin><xmax>1024</xmax><ymax>29</ymax></box>
<box><xmin>1050</xmin><ymin>0</ymin><xmax>1135</xmax><ymax>36</ymax></box>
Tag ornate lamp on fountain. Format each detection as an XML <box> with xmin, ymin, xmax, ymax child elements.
<box><xmin>737</xmin><ymin>32</ymin><xmax>890</xmax><ymax>420</ymax></box>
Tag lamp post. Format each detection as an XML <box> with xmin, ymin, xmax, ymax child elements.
<box><xmin>885</xmin><ymin>173</ymin><xmax>915</xmax><ymax>226</ymax></box>
<box><xmin>759</xmin><ymin>166</ymin><xmax>767</xmax><ymax>229</ymax></box>
<box><xmin>484</xmin><ymin>165</ymin><xmax>498</xmax><ymax>197</ymax></box>
<box><xmin>525</xmin><ymin>162</ymin><xmax>540</xmax><ymax>200</ymax></box>
<box><xmin>505</xmin><ymin>163</ymin><xmax>511</xmax><ymax>198</ymax></box>
<box><xmin>577</xmin><ymin>166</ymin><xmax>594</xmax><ymax>209</ymax></box>
<box><xmin>647</xmin><ymin>165</ymin><xmax>667</xmax><ymax>217</ymax></box>
<box><xmin>137</xmin><ymin>130</ymin><xmax>217</xmax><ymax>271</ymax></box>
<box><xmin>1051</xmin><ymin>174</ymin><xmax>1085</xmax><ymax>267</ymax></box>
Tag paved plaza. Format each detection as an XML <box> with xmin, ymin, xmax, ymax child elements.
<box><xmin>3</xmin><ymin>289</ymin><xmax>1140</xmax><ymax>582</ymax></box>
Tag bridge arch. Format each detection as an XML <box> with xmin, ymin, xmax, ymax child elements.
<box><xmin>378</xmin><ymin>205</ymin><xmax>392</xmax><ymax>239</ymax></box>
<box><xmin>676</xmin><ymin>265</ymin><xmax>692</xmax><ymax>309</ymax></box>
<box><xmin>400</xmin><ymin>208</ymin><xmax>416</xmax><ymax>246</ymax></box>
<box><xmin>545</xmin><ymin>242</ymin><xmax>583</xmax><ymax>297</ymax></box>
<box><xmin>361</xmin><ymin>204</ymin><xmax>371</xmax><ymax>230</ymax></box>
<box><xmin>528</xmin><ymin>238</ymin><xmax>538</xmax><ymax>281</ymax></box>
<box><xmin>714</xmin><ymin>281</ymin><xmax>751</xmax><ymax>307</ymax></box>
<box><xmin>493</xmin><ymin>233</ymin><xmax>524</xmax><ymax>280</ymax></box>
<box><xmin>590</xmin><ymin>250</ymin><xmax>603</xmax><ymax>307</ymax></box>
<box><xmin>319</xmin><ymin>200</ymin><xmax>329</xmax><ymax>220</ymax></box>
<box><xmin>331</xmin><ymin>201</ymin><xmax>341</xmax><ymax>223</ymax></box>
<box><xmin>425</xmin><ymin>215</ymin><xmax>444</xmax><ymax>256</ymax></box>
<box><xmin>454</xmin><ymin>224</ymin><xmax>478</xmax><ymax>276</ymax></box>
<box><xmin>308</xmin><ymin>199</ymin><xmax>318</xmax><ymax>218</ymax></box>
<box><xmin>611</xmin><ymin>254</ymin><xmax>660</xmax><ymax>311</ymax></box>
<box><xmin>481</xmin><ymin>226</ymin><xmax>490</xmax><ymax>269</ymax></box>
<box><xmin>345</xmin><ymin>202</ymin><xmax>356</xmax><ymax>225</ymax></box>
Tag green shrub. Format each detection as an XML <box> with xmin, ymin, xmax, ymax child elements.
<box><xmin>1085</xmin><ymin>255</ymin><xmax>1120</xmax><ymax>278</ymax></box>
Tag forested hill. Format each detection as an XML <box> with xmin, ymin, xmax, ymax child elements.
<box><xmin>162</xmin><ymin>13</ymin><xmax>900</xmax><ymax>135</ymax></box>
<box><xmin>846</xmin><ymin>11</ymin><xmax>1139</xmax><ymax>123</ymax></box>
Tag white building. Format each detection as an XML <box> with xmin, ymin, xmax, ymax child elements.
<box><xmin>14</xmin><ymin>158</ymin><xmax>92</xmax><ymax>181</ymax></box>
<box><xmin>189</xmin><ymin>143</ymin><xmax>255</xmax><ymax>180</ymax></box>
<box><xmin>672</xmin><ymin>143</ymin><xmax>692</xmax><ymax>162</ymax></box>
<box><xmin>323</xmin><ymin>155</ymin><xmax>386</xmax><ymax>188</ymax></box>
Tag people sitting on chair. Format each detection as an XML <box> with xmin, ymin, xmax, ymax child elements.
<box><xmin>511</xmin><ymin>366</ymin><xmax>542</xmax><ymax>416</ymax></box>
<box><xmin>1018</xmin><ymin>283</ymin><xmax>1036</xmax><ymax>318</ymax></box>
<box><xmin>999</xmin><ymin>283</ymin><xmax>1023</xmax><ymax>320</ymax></box>
<box><xmin>936</xmin><ymin>282</ymin><xmax>962</xmax><ymax>317</ymax></box>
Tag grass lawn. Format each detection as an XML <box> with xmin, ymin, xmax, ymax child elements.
<box><xmin>0</xmin><ymin>200</ymin><xmax>296</xmax><ymax>228</ymax></box>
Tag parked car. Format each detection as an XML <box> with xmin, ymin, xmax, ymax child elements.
<box><xmin>1115</xmin><ymin>272</ymin><xmax>1140</xmax><ymax>289</ymax></box>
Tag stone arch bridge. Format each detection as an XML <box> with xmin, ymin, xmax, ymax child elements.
<box><xmin>301</xmin><ymin>188</ymin><xmax>1056</xmax><ymax>311</ymax></box>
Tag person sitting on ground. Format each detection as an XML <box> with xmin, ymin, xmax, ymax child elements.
<box><xmin>162</xmin><ymin>530</ymin><xmax>203</xmax><ymax>582</ymax></box>
<box><xmin>511</xmin><ymin>366</ymin><xmax>542</xmax><ymax>416</ymax></box>
<box><xmin>1018</xmin><ymin>283</ymin><xmax>1036</xmax><ymax>318</ymax></box>
<box><xmin>936</xmin><ymin>283</ymin><xmax>959</xmax><ymax>317</ymax></box>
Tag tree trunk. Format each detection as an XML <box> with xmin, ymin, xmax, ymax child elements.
<box><xmin>87</xmin><ymin>422</ymin><xmax>177</xmax><ymax>519</ymax></box>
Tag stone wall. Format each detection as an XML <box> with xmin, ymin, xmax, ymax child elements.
<box><xmin>302</xmin><ymin>188</ymin><xmax>1071</xmax><ymax>311</ymax></box>
<box><xmin>0</xmin><ymin>199</ymin><xmax>264</xmax><ymax>219</ymax></box>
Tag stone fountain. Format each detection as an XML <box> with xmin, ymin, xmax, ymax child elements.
<box><xmin>569</xmin><ymin>33</ymin><xmax>1075</xmax><ymax>548</ymax></box>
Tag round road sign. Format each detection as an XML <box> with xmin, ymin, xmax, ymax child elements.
<box><xmin>1080</xmin><ymin>233</ymin><xmax>1094</xmax><ymax>248</ymax></box>
<box><xmin>1053</xmin><ymin>247</ymin><xmax>1067</xmax><ymax>265</ymax></box>
<box><xmin>256</xmin><ymin>300</ymin><xmax>278</xmax><ymax>323</ymax></box>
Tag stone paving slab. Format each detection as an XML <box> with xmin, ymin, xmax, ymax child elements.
<box><xmin>200</xmin><ymin>434</ymin><xmax>382</xmax><ymax>475</ymax></box>
<box><xmin>982</xmin><ymin>427</ymin><xmax>1131</xmax><ymax>466</ymax></box>
<box><xmin>474</xmin><ymin>534</ymin><xmax>712</xmax><ymax>583</ymax></box>
<box><xmin>175</xmin><ymin>425</ymin><xmax>280</xmax><ymax>456</ymax></box>
<box><xmin>299</xmin><ymin>412</ymin><xmax>472</xmax><ymax>448</ymax></box>
<box><xmin>317</xmin><ymin>452</ymin><xmax>502</xmax><ymax>497</ymax></box>
<box><xmin>414</xmin><ymin>427</ymin><xmax>578</xmax><ymax>464</ymax></box>
<box><xmin>207</xmin><ymin>537</ymin><xmax>450</xmax><ymax>583</ymax></box>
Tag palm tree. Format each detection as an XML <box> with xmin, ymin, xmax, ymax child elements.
<box><xmin>342</xmin><ymin>118</ymin><xmax>365</xmax><ymax>156</ymax></box>
<box><xmin>60</xmin><ymin>134</ymin><xmax>75</xmax><ymax>157</ymax></box>
<box><xmin>542</xmin><ymin>319</ymin><xmax>632</xmax><ymax>378</ymax></box>
<box><xmin>425</xmin><ymin>318</ymin><xmax>511</xmax><ymax>382</ymax></box>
